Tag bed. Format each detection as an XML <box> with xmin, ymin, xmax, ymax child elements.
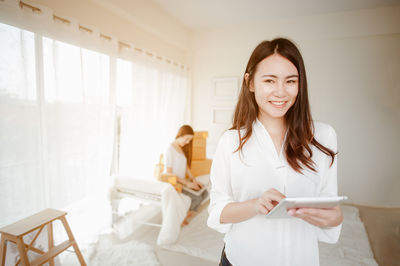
<box><xmin>162</xmin><ymin>205</ymin><xmax>378</xmax><ymax>265</ymax></box>
<box><xmin>109</xmin><ymin>174</ymin><xmax>211</xmax><ymax>245</ymax></box>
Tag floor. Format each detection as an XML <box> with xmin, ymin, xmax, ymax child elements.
<box><xmin>110</xmin><ymin>225</ymin><xmax>214</xmax><ymax>266</ymax></box>
<box><xmin>155</xmin><ymin>203</ymin><xmax>215</xmax><ymax>266</ymax></box>
<box><xmin>352</xmin><ymin>204</ymin><xmax>400</xmax><ymax>266</ymax></box>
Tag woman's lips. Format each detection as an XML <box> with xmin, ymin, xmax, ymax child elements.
<box><xmin>269</xmin><ymin>101</ymin><xmax>287</xmax><ymax>108</ymax></box>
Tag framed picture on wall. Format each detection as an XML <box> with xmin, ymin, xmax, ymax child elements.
<box><xmin>212</xmin><ymin>108</ymin><xmax>234</xmax><ymax>125</ymax></box>
<box><xmin>212</xmin><ymin>77</ymin><xmax>239</xmax><ymax>100</ymax></box>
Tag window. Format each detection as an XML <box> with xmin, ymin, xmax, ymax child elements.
<box><xmin>0</xmin><ymin>21</ymin><xmax>189</xmax><ymax>233</ymax></box>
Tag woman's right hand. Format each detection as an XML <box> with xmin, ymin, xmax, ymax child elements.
<box><xmin>255</xmin><ymin>188</ymin><xmax>286</xmax><ymax>215</ymax></box>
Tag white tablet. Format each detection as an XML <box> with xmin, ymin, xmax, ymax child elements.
<box><xmin>265</xmin><ymin>196</ymin><xmax>348</xmax><ymax>219</ymax></box>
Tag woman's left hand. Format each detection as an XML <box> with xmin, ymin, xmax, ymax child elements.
<box><xmin>186</xmin><ymin>181</ymin><xmax>201</xmax><ymax>191</ymax></box>
<box><xmin>193</xmin><ymin>180</ymin><xmax>203</xmax><ymax>189</ymax></box>
<box><xmin>287</xmin><ymin>206</ymin><xmax>343</xmax><ymax>227</ymax></box>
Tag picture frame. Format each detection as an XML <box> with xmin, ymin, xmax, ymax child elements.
<box><xmin>212</xmin><ymin>107</ymin><xmax>234</xmax><ymax>125</ymax></box>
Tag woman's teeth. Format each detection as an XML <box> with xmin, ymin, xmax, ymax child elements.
<box><xmin>270</xmin><ymin>101</ymin><xmax>286</xmax><ymax>106</ymax></box>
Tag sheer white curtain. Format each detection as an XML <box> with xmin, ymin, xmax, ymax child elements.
<box><xmin>42</xmin><ymin>38</ymin><xmax>113</xmax><ymax>204</ymax></box>
<box><xmin>41</xmin><ymin>38</ymin><xmax>114</xmax><ymax>243</ymax></box>
<box><xmin>0</xmin><ymin>22</ymin><xmax>115</xmax><ymax>245</ymax></box>
<box><xmin>117</xmin><ymin>50</ymin><xmax>189</xmax><ymax>178</ymax></box>
<box><xmin>0</xmin><ymin>23</ymin><xmax>43</xmax><ymax>226</ymax></box>
<box><xmin>0</xmin><ymin>0</ymin><xmax>190</xmax><ymax>246</ymax></box>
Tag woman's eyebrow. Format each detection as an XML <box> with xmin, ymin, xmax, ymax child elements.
<box><xmin>260</xmin><ymin>74</ymin><xmax>299</xmax><ymax>78</ymax></box>
<box><xmin>261</xmin><ymin>74</ymin><xmax>278</xmax><ymax>78</ymax></box>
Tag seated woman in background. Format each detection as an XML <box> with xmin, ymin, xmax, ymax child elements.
<box><xmin>165</xmin><ymin>125</ymin><xmax>208</xmax><ymax>224</ymax></box>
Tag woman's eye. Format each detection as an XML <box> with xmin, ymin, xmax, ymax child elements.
<box><xmin>287</xmin><ymin>79</ymin><xmax>298</xmax><ymax>84</ymax></box>
<box><xmin>264</xmin><ymin>79</ymin><xmax>274</xmax><ymax>83</ymax></box>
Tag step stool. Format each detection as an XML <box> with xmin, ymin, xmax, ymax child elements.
<box><xmin>0</xmin><ymin>208</ymin><xmax>86</xmax><ymax>266</ymax></box>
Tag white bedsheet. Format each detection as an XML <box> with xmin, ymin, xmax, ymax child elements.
<box><xmin>162</xmin><ymin>205</ymin><xmax>378</xmax><ymax>265</ymax></box>
<box><xmin>319</xmin><ymin>206</ymin><xmax>378</xmax><ymax>265</ymax></box>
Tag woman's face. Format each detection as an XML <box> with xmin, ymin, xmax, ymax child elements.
<box><xmin>177</xmin><ymin>134</ymin><xmax>193</xmax><ymax>147</ymax></box>
<box><xmin>249</xmin><ymin>53</ymin><xmax>299</xmax><ymax>121</ymax></box>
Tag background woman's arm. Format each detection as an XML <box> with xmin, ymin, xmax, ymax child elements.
<box><xmin>167</xmin><ymin>167</ymin><xmax>201</xmax><ymax>190</ymax></box>
<box><xmin>166</xmin><ymin>167</ymin><xmax>187</xmax><ymax>185</ymax></box>
<box><xmin>186</xmin><ymin>167</ymin><xmax>194</xmax><ymax>180</ymax></box>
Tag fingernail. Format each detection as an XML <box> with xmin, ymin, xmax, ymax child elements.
<box><xmin>287</xmin><ymin>209</ymin><xmax>295</xmax><ymax>216</ymax></box>
<box><xmin>296</xmin><ymin>209</ymin><xmax>302</xmax><ymax>214</ymax></box>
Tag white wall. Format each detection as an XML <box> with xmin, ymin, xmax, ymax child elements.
<box><xmin>190</xmin><ymin>6</ymin><xmax>400</xmax><ymax>207</ymax></box>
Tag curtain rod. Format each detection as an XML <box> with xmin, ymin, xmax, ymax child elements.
<box><xmin>53</xmin><ymin>14</ymin><xmax>69</xmax><ymax>25</ymax></box>
<box><xmin>19</xmin><ymin>0</ymin><xmax>40</xmax><ymax>13</ymax></box>
<box><xmin>53</xmin><ymin>15</ymin><xmax>111</xmax><ymax>42</ymax></box>
<box><xmin>18</xmin><ymin>0</ymin><xmax>189</xmax><ymax>70</ymax></box>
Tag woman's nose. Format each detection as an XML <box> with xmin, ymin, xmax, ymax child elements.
<box><xmin>273</xmin><ymin>81</ymin><xmax>286</xmax><ymax>96</ymax></box>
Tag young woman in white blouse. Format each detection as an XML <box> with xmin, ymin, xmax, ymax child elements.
<box><xmin>166</xmin><ymin>125</ymin><xmax>208</xmax><ymax>224</ymax></box>
<box><xmin>207</xmin><ymin>38</ymin><xmax>343</xmax><ymax>266</ymax></box>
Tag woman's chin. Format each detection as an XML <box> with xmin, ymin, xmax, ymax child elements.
<box><xmin>259</xmin><ymin>109</ymin><xmax>288</xmax><ymax>120</ymax></box>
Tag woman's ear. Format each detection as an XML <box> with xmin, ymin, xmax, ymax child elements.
<box><xmin>245</xmin><ymin>73</ymin><xmax>254</xmax><ymax>92</ymax></box>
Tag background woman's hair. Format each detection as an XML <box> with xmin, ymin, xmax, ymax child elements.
<box><xmin>231</xmin><ymin>37</ymin><xmax>336</xmax><ymax>173</ymax></box>
<box><xmin>175</xmin><ymin>125</ymin><xmax>194</xmax><ymax>167</ymax></box>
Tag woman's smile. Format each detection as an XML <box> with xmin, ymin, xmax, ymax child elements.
<box><xmin>268</xmin><ymin>100</ymin><xmax>288</xmax><ymax>108</ymax></box>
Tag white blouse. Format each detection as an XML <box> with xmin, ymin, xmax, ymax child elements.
<box><xmin>165</xmin><ymin>144</ymin><xmax>187</xmax><ymax>179</ymax></box>
<box><xmin>207</xmin><ymin>119</ymin><xmax>342</xmax><ymax>266</ymax></box>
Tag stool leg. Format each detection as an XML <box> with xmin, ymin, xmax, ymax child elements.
<box><xmin>16</xmin><ymin>237</ymin><xmax>29</xmax><ymax>266</ymax></box>
<box><xmin>47</xmin><ymin>223</ymin><xmax>54</xmax><ymax>266</ymax></box>
<box><xmin>0</xmin><ymin>234</ymin><xmax>7</xmax><ymax>266</ymax></box>
<box><xmin>60</xmin><ymin>217</ymin><xmax>86</xmax><ymax>266</ymax></box>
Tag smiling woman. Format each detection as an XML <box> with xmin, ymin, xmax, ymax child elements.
<box><xmin>207</xmin><ymin>38</ymin><xmax>343</xmax><ymax>266</ymax></box>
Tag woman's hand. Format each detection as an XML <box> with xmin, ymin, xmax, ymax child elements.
<box><xmin>186</xmin><ymin>181</ymin><xmax>201</xmax><ymax>191</ymax></box>
<box><xmin>193</xmin><ymin>179</ymin><xmax>203</xmax><ymax>188</ymax></box>
<box><xmin>255</xmin><ymin>188</ymin><xmax>286</xmax><ymax>215</ymax></box>
<box><xmin>287</xmin><ymin>206</ymin><xmax>343</xmax><ymax>227</ymax></box>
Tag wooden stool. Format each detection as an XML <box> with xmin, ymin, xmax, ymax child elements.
<box><xmin>0</xmin><ymin>208</ymin><xmax>86</xmax><ymax>266</ymax></box>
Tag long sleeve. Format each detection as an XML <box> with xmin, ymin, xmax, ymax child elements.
<box><xmin>207</xmin><ymin>132</ymin><xmax>235</xmax><ymax>234</ymax></box>
<box><xmin>316</xmin><ymin>125</ymin><xmax>342</xmax><ymax>243</ymax></box>
<box><xmin>165</xmin><ymin>145</ymin><xmax>173</xmax><ymax>169</ymax></box>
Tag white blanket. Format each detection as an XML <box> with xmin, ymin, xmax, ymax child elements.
<box><xmin>112</xmin><ymin>176</ymin><xmax>191</xmax><ymax>245</ymax></box>
<box><xmin>157</xmin><ymin>184</ymin><xmax>191</xmax><ymax>245</ymax></box>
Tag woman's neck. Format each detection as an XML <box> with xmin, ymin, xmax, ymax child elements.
<box><xmin>172</xmin><ymin>140</ymin><xmax>183</xmax><ymax>152</ymax></box>
<box><xmin>258</xmin><ymin>115</ymin><xmax>287</xmax><ymax>156</ymax></box>
<box><xmin>258</xmin><ymin>115</ymin><xmax>286</xmax><ymax>137</ymax></box>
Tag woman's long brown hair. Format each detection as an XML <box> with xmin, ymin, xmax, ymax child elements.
<box><xmin>231</xmin><ymin>38</ymin><xmax>336</xmax><ymax>173</ymax></box>
<box><xmin>176</xmin><ymin>125</ymin><xmax>194</xmax><ymax>167</ymax></box>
